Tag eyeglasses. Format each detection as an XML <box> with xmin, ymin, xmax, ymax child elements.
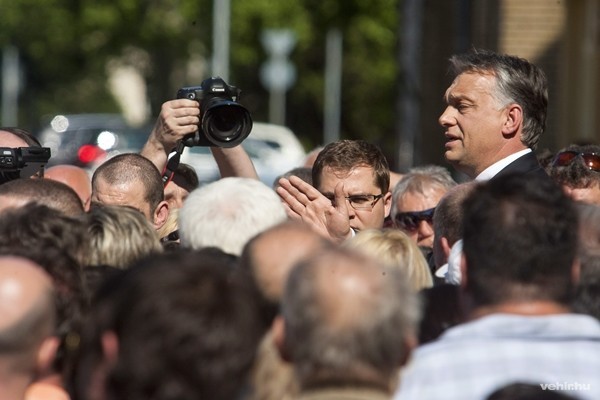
<box><xmin>552</xmin><ymin>151</ymin><xmax>600</xmax><ymax>172</ymax></box>
<box><xmin>394</xmin><ymin>207</ymin><xmax>435</xmax><ymax>231</ymax></box>
<box><xmin>325</xmin><ymin>194</ymin><xmax>384</xmax><ymax>210</ymax></box>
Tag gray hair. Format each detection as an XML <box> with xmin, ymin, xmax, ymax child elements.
<box><xmin>449</xmin><ymin>49</ymin><xmax>548</xmax><ymax>149</ymax></box>
<box><xmin>391</xmin><ymin>165</ymin><xmax>457</xmax><ymax>220</ymax></box>
<box><xmin>179</xmin><ymin>177</ymin><xmax>287</xmax><ymax>256</ymax></box>
<box><xmin>282</xmin><ymin>247</ymin><xmax>421</xmax><ymax>387</ymax></box>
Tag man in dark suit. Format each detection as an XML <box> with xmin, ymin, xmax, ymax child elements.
<box><xmin>439</xmin><ymin>49</ymin><xmax>549</xmax><ymax>181</ymax></box>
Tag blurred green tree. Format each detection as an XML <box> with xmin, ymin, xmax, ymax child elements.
<box><xmin>0</xmin><ymin>0</ymin><xmax>398</xmax><ymax>151</ymax></box>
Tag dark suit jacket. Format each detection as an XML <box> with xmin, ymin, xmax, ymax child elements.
<box><xmin>491</xmin><ymin>151</ymin><xmax>551</xmax><ymax>181</ymax></box>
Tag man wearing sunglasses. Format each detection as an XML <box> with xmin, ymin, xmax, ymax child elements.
<box><xmin>277</xmin><ymin>140</ymin><xmax>392</xmax><ymax>242</ymax></box>
<box><xmin>391</xmin><ymin>165</ymin><xmax>456</xmax><ymax>251</ymax></box>
<box><xmin>548</xmin><ymin>144</ymin><xmax>600</xmax><ymax>205</ymax></box>
<box><xmin>439</xmin><ymin>49</ymin><xmax>550</xmax><ymax>182</ymax></box>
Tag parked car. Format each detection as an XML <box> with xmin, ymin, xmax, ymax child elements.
<box><xmin>180</xmin><ymin>122</ymin><xmax>306</xmax><ymax>186</ymax></box>
<box><xmin>38</xmin><ymin>115</ymin><xmax>306</xmax><ymax>186</ymax></box>
<box><xmin>37</xmin><ymin>113</ymin><xmax>150</xmax><ymax>170</ymax></box>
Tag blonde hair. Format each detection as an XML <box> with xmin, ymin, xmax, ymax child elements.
<box><xmin>84</xmin><ymin>204</ymin><xmax>163</xmax><ymax>269</ymax></box>
<box><xmin>343</xmin><ymin>229</ymin><xmax>433</xmax><ymax>290</ymax></box>
<box><xmin>157</xmin><ymin>207</ymin><xmax>179</xmax><ymax>241</ymax></box>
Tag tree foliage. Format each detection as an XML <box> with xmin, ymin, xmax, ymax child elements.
<box><xmin>0</xmin><ymin>0</ymin><xmax>399</xmax><ymax>150</ymax></box>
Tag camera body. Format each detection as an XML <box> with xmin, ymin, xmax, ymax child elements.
<box><xmin>0</xmin><ymin>147</ymin><xmax>51</xmax><ymax>184</ymax></box>
<box><xmin>177</xmin><ymin>77</ymin><xmax>252</xmax><ymax>148</ymax></box>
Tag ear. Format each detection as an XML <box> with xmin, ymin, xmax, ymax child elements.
<box><xmin>271</xmin><ymin>316</ymin><xmax>291</xmax><ymax>362</ymax></box>
<box><xmin>399</xmin><ymin>332</ymin><xmax>418</xmax><ymax>367</ymax></box>
<box><xmin>501</xmin><ymin>104</ymin><xmax>523</xmax><ymax>137</ymax></box>
<box><xmin>383</xmin><ymin>191</ymin><xmax>393</xmax><ymax>218</ymax></box>
<box><xmin>36</xmin><ymin>336</ymin><xmax>60</xmax><ymax>375</ymax></box>
<box><xmin>153</xmin><ymin>201</ymin><xmax>170</xmax><ymax>231</ymax></box>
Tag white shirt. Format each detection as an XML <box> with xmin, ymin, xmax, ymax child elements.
<box><xmin>475</xmin><ymin>149</ymin><xmax>532</xmax><ymax>181</ymax></box>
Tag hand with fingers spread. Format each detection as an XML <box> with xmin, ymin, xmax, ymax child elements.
<box><xmin>141</xmin><ymin>99</ymin><xmax>201</xmax><ymax>171</ymax></box>
<box><xmin>276</xmin><ymin>175</ymin><xmax>353</xmax><ymax>242</ymax></box>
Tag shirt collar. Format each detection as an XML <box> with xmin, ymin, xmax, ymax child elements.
<box><xmin>475</xmin><ymin>149</ymin><xmax>532</xmax><ymax>181</ymax></box>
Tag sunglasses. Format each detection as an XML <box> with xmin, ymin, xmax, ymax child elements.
<box><xmin>552</xmin><ymin>151</ymin><xmax>600</xmax><ymax>172</ymax></box>
<box><xmin>394</xmin><ymin>207</ymin><xmax>435</xmax><ymax>231</ymax></box>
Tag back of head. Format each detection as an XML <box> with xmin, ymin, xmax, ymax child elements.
<box><xmin>239</xmin><ymin>220</ymin><xmax>332</xmax><ymax>327</ymax></box>
<box><xmin>0</xmin><ymin>127</ymin><xmax>41</xmax><ymax>147</ymax></box>
<box><xmin>74</xmin><ymin>248</ymin><xmax>262</xmax><ymax>400</ymax></box>
<box><xmin>343</xmin><ymin>229</ymin><xmax>433</xmax><ymax>291</ymax></box>
<box><xmin>92</xmin><ymin>153</ymin><xmax>164</xmax><ymax>214</ymax></box>
<box><xmin>462</xmin><ymin>173</ymin><xmax>577</xmax><ymax>306</ymax></box>
<box><xmin>312</xmin><ymin>140</ymin><xmax>390</xmax><ymax>194</ymax></box>
<box><xmin>282</xmin><ymin>247</ymin><xmax>420</xmax><ymax>390</ymax></box>
<box><xmin>0</xmin><ymin>203</ymin><xmax>87</xmax><ymax>374</ymax></box>
<box><xmin>0</xmin><ymin>178</ymin><xmax>84</xmax><ymax>216</ymax></box>
<box><xmin>45</xmin><ymin>165</ymin><xmax>92</xmax><ymax>210</ymax></box>
<box><xmin>449</xmin><ymin>49</ymin><xmax>547</xmax><ymax>149</ymax></box>
<box><xmin>0</xmin><ymin>256</ymin><xmax>55</xmax><ymax>381</ymax></box>
<box><xmin>179</xmin><ymin>177</ymin><xmax>287</xmax><ymax>256</ymax></box>
<box><xmin>83</xmin><ymin>204</ymin><xmax>163</xmax><ymax>269</ymax></box>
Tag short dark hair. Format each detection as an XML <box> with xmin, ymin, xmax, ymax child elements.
<box><xmin>172</xmin><ymin>162</ymin><xmax>199</xmax><ymax>192</ymax></box>
<box><xmin>92</xmin><ymin>153</ymin><xmax>164</xmax><ymax>214</ymax></box>
<box><xmin>72</xmin><ymin>248</ymin><xmax>262</xmax><ymax>400</ymax></box>
<box><xmin>0</xmin><ymin>178</ymin><xmax>84</xmax><ymax>215</ymax></box>
<box><xmin>462</xmin><ymin>173</ymin><xmax>577</xmax><ymax>306</ymax></box>
<box><xmin>312</xmin><ymin>140</ymin><xmax>390</xmax><ymax>194</ymax></box>
<box><xmin>449</xmin><ymin>49</ymin><xmax>548</xmax><ymax>149</ymax></box>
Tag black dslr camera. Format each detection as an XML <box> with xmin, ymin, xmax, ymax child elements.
<box><xmin>176</xmin><ymin>77</ymin><xmax>252</xmax><ymax>148</ymax></box>
<box><xmin>0</xmin><ymin>147</ymin><xmax>51</xmax><ymax>184</ymax></box>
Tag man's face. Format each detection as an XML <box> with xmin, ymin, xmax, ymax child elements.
<box><xmin>92</xmin><ymin>177</ymin><xmax>153</xmax><ymax>221</ymax></box>
<box><xmin>318</xmin><ymin>166</ymin><xmax>391</xmax><ymax>232</ymax></box>
<box><xmin>164</xmin><ymin>180</ymin><xmax>191</xmax><ymax>210</ymax></box>
<box><xmin>439</xmin><ymin>72</ymin><xmax>507</xmax><ymax>178</ymax></box>
<box><xmin>395</xmin><ymin>187</ymin><xmax>446</xmax><ymax>249</ymax></box>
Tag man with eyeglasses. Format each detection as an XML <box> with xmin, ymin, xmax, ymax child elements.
<box><xmin>548</xmin><ymin>143</ymin><xmax>600</xmax><ymax>205</ymax></box>
<box><xmin>277</xmin><ymin>139</ymin><xmax>392</xmax><ymax>242</ymax></box>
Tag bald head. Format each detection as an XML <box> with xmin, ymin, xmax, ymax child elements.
<box><xmin>243</xmin><ymin>221</ymin><xmax>330</xmax><ymax>303</ymax></box>
<box><xmin>0</xmin><ymin>256</ymin><xmax>55</xmax><ymax>379</ymax></box>
<box><xmin>45</xmin><ymin>165</ymin><xmax>92</xmax><ymax>211</ymax></box>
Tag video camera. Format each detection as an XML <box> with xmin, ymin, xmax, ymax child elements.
<box><xmin>0</xmin><ymin>147</ymin><xmax>51</xmax><ymax>184</ymax></box>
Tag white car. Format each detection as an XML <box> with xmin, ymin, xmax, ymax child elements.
<box><xmin>180</xmin><ymin>122</ymin><xmax>306</xmax><ymax>186</ymax></box>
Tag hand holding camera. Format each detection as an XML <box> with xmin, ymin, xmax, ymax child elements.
<box><xmin>177</xmin><ymin>77</ymin><xmax>253</xmax><ymax>148</ymax></box>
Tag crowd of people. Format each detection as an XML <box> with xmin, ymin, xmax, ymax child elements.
<box><xmin>0</xmin><ymin>48</ymin><xmax>599</xmax><ymax>400</ymax></box>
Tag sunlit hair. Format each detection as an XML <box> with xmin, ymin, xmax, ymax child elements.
<box><xmin>449</xmin><ymin>48</ymin><xmax>548</xmax><ymax>149</ymax></box>
<box><xmin>312</xmin><ymin>140</ymin><xmax>390</xmax><ymax>194</ymax></box>
<box><xmin>343</xmin><ymin>228</ymin><xmax>433</xmax><ymax>290</ymax></box>
<box><xmin>83</xmin><ymin>204</ymin><xmax>162</xmax><ymax>269</ymax></box>
<box><xmin>391</xmin><ymin>165</ymin><xmax>456</xmax><ymax>220</ymax></box>
<box><xmin>179</xmin><ymin>177</ymin><xmax>287</xmax><ymax>256</ymax></box>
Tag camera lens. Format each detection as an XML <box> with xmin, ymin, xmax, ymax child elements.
<box><xmin>202</xmin><ymin>101</ymin><xmax>252</xmax><ymax>147</ymax></box>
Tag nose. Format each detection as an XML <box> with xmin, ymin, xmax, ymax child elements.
<box><xmin>417</xmin><ymin>219</ymin><xmax>434</xmax><ymax>246</ymax></box>
<box><xmin>438</xmin><ymin>106</ymin><xmax>454</xmax><ymax>128</ymax></box>
<box><xmin>346</xmin><ymin>198</ymin><xmax>357</xmax><ymax>218</ymax></box>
